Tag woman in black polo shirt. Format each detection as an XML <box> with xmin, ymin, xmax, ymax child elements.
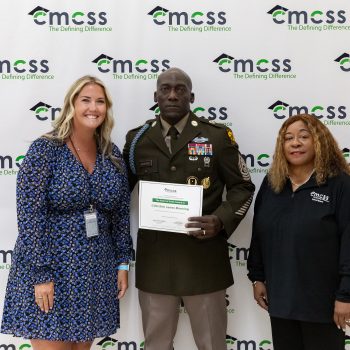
<box><xmin>248</xmin><ymin>114</ymin><xmax>350</xmax><ymax>350</ymax></box>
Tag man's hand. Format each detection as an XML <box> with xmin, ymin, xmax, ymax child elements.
<box><xmin>185</xmin><ymin>215</ymin><xmax>223</xmax><ymax>239</ymax></box>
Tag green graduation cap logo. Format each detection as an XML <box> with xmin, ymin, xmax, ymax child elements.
<box><xmin>150</xmin><ymin>103</ymin><xmax>160</xmax><ymax>116</ymax></box>
<box><xmin>92</xmin><ymin>54</ymin><xmax>114</xmax><ymax>66</ymax></box>
<box><xmin>226</xmin><ymin>334</ymin><xmax>238</xmax><ymax>345</ymax></box>
<box><xmin>96</xmin><ymin>336</ymin><xmax>117</xmax><ymax>347</ymax></box>
<box><xmin>28</xmin><ymin>6</ymin><xmax>49</xmax><ymax>17</ymax></box>
<box><xmin>148</xmin><ymin>6</ymin><xmax>169</xmax><ymax>18</ymax></box>
<box><xmin>30</xmin><ymin>102</ymin><xmax>52</xmax><ymax>114</ymax></box>
<box><xmin>342</xmin><ymin>148</ymin><xmax>350</xmax><ymax>159</ymax></box>
<box><xmin>268</xmin><ymin>100</ymin><xmax>289</xmax><ymax>113</ymax></box>
<box><xmin>267</xmin><ymin>5</ymin><xmax>289</xmax><ymax>16</ymax></box>
<box><xmin>345</xmin><ymin>335</ymin><xmax>350</xmax><ymax>345</ymax></box>
<box><xmin>334</xmin><ymin>53</ymin><xmax>350</xmax><ymax>65</ymax></box>
<box><xmin>213</xmin><ymin>53</ymin><xmax>234</xmax><ymax>66</ymax></box>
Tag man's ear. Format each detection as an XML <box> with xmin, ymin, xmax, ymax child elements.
<box><xmin>154</xmin><ymin>91</ymin><xmax>157</xmax><ymax>103</ymax></box>
<box><xmin>190</xmin><ymin>93</ymin><xmax>195</xmax><ymax>103</ymax></box>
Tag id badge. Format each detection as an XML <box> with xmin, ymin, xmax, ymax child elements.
<box><xmin>84</xmin><ymin>208</ymin><xmax>99</xmax><ymax>238</ymax></box>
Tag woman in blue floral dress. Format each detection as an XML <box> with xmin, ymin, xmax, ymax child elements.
<box><xmin>1</xmin><ymin>76</ymin><xmax>133</xmax><ymax>350</ymax></box>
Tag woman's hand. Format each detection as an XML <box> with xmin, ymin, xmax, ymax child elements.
<box><xmin>117</xmin><ymin>270</ymin><xmax>128</xmax><ymax>299</ymax></box>
<box><xmin>34</xmin><ymin>281</ymin><xmax>54</xmax><ymax>313</ymax></box>
<box><xmin>334</xmin><ymin>300</ymin><xmax>350</xmax><ymax>331</ymax></box>
<box><xmin>253</xmin><ymin>281</ymin><xmax>269</xmax><ymax>311</ymax></box>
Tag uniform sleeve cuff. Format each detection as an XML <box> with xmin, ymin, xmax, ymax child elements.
<box><xmin>212</xmin><ymin>204</ymin><xmax>235</xmax><ymax>238</ymax></box>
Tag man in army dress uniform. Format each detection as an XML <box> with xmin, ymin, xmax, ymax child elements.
<box><xmin>123</xmin><ymin>68</ymin><xmax>255</xmax><ymax>350</ymax></box>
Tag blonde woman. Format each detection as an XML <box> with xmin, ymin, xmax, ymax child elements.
<box><xmin>248</xmin><ymin>114</ymin><xmax>350</xmax><ymax>350</ymax></box>
<box><xmin>1</xmin><ymin>76</ymin><xmax>133</xmax><ymax>350</ymax></box>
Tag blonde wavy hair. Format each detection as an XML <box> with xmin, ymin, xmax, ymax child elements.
<box><xmin>45</xmin><ymin>75</ymin><xmax>122</xmax><ymax>169</ymax></box>
<box><xmin>268</xmin><ymin>114</ymin><xmax>349</xmax><ymax>193</ymax></box>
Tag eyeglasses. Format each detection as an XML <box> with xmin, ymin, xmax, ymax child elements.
<box><xmin>284</xmin><ymin>133</ymin><xmax>311</xmax><ymax>143</ymax></box>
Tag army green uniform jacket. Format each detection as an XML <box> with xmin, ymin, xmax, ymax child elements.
<box><xmin>123</xmin><ymin>112</ymin><xmax>255</xmax><ymax>295</ymax></box>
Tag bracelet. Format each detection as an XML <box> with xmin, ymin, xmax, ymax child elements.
<box><xmin>118</xmin><ymin>263</ymin><xmax>130</xmax><ymax>271</ymax></box>
<box><xmin>252</xmin><ymin>281</ymin><xmax>265</xmax><ymax>286</ymax></box>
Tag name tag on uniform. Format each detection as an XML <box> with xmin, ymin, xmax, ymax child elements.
<box><xmin>84</xmin><ymin>209</ymin><xmax>99</xmax><ymax>238</ymax></box>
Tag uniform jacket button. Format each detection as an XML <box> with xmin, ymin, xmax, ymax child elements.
<box><xmin>170</xmin><ymin>165</ymin><xmax>176</xmax><ymax>171</ymax></box>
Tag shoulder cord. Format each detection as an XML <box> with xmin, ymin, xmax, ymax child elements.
<box><xmin>129</xmin><ymin>123</ymin><xmax>151</xmax><ymax>175</ymax></box>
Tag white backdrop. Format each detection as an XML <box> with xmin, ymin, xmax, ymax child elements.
<box><xmin>1</xmin><ymin>1</ymin><xmax>350</xmax><ymax>349</ymax></box>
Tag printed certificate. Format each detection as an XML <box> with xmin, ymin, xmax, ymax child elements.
<box><xmin>139</xmin><ymin>180</ymin><xmax>203</xmax><ymax>234</ymax></box>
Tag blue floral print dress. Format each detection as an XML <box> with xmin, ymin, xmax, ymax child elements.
<box><xmin>1</xmin><ymin>137</ymin><xmax>133</xmax><ymax>341</ymax></box>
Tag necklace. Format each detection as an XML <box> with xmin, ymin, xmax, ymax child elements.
<box><xmin>69</xmin><ymin>136</ymin><xmax>97</xmax><ymax>174</ymax></box>
<box><xmin>69</xmin><ymin>136</ymin><xmax>83</xmax><ymax>163</ymax></box>
<box><xmin>289</xmin><ymin>169</ymin><xmax>315</xmax><ymax>187</ymax></box>
<box><xmin>69</xmin><ymin>136</ymin><xmax>93</xmax><ymax>152</ymax></box>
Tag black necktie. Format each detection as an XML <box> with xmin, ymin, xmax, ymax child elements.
<box><xmin>167</xmin><ymin>126</ymin><xmax>179</xmax><ymax>153</ymax></box>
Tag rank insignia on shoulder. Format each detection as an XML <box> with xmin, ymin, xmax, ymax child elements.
<box><xmin>187</xmin><ymin>176</ymin><xmax>198</xmax><ymax>185</ymax></box>
<box><xmin>226</xmin><ymin>128</ymin><xmax>235</xmax><ymax>144</ymax></box>
<box><xmin>201</xmin><ymin>177</ymin><xmax>211</xmax><ymax>189</ymax></box>
<box><xmin>192</xmin><ymin>137</ymin><xmax>209</xmax><ymax>143</ymax></box>
<box><xmin>191</xmin><ymin>120</ymin><xmax>198</xmax><ymax>127</ymax></box>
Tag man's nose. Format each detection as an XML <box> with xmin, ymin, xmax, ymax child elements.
<box><xmin>168</xmin><ymin>88</ymin><xmax>178</xmax><ymax>100</ymax></box>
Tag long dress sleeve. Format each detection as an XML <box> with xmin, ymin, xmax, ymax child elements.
<box><xmin>16</xmin><ymin>138</ymin><xmax>55</xmax><ymax>285</ymax></box>
<box><xmin>111</xmin><ymin>146</ymin><xmax>133</xmax><ymax>264</ymax></box>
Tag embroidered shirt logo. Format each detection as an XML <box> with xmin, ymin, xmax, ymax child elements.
<box><xmin>310</xmin><ymin>191</ymin><xmax>329</xmax><ymax>204</ymax></box>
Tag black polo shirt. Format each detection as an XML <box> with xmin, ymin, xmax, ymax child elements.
<box><xmin>248</xmin><ymin>173</ymin><xmax>350</xmax><ymax>323</ymax></box>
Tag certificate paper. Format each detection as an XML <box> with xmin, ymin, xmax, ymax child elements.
<box><xmin>139</xmin><ymin>180</ymin><xmax>203</xmax><ymax>234</ymax></box>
